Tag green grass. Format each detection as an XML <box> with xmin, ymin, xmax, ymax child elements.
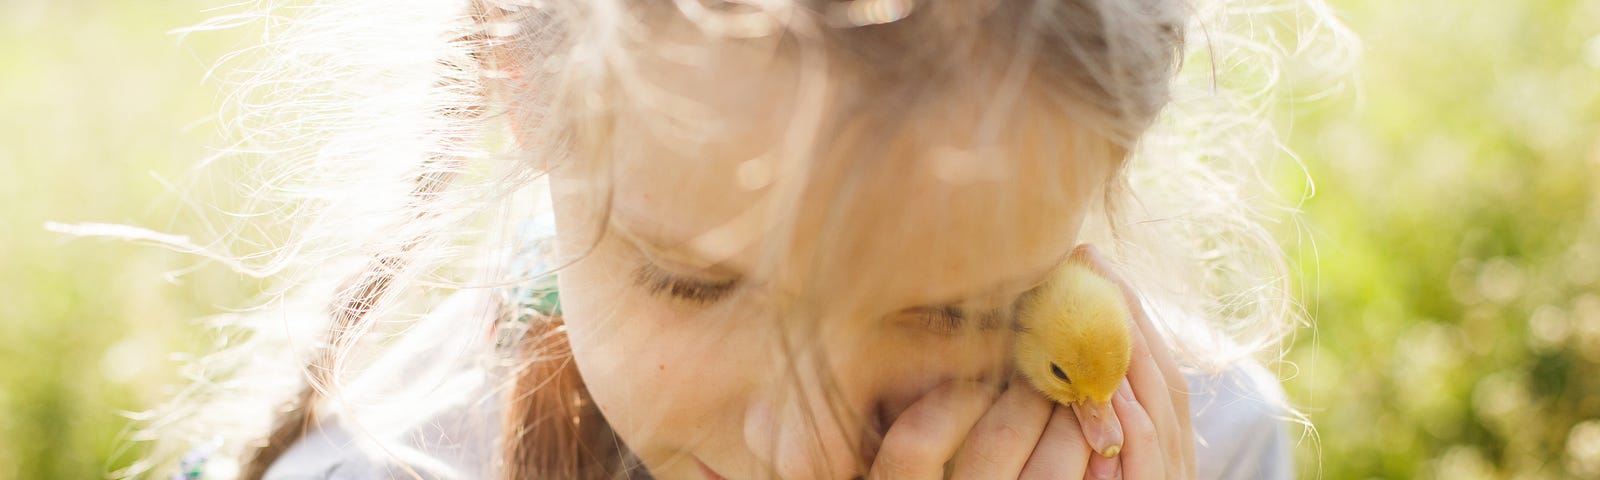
<box><xmin>2</xmin><ymin>0</ymin><xmax>1597</xmax><ymax>478</ymax></box>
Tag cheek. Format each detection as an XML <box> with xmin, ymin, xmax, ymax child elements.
<box><xmin>558</xmin><ymin>231</ymin><xmax>755</xmax><ymax>367</ymax></box>
<box><xmin>869</xmin><ymin>329</ymin><xmax>1013</xmax><ymax>396</ymax></box>
<box><xmin>556</xmin><ymin>231</ymin><xmax>766</xmax><ymax>441</ymax></box>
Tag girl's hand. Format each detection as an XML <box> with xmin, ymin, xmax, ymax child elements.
<box><xmin>867</xmin><ymin>248</ymin><xmax>1197</xmax><ymax>479</ymax></box>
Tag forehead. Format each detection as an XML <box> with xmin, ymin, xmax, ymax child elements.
<box><xmin>578</xmin><ymin>25</ymin><xmax>1120</xmax><ymax>308</ymax></box>
<box><xmin>605</xmin><ymin>94</ymin><xmax>1114</xmax><ymax>309</ymax></box>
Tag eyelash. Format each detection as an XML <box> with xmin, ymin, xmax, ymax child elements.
<box><xmin>632</xmin><ymin>262</ymin><xmax>740</xmax><ymax>305</ymax></box>
<box><xmin>916</xmin><ymin>305</ymin><xmax>1011</xmax><ymax>333</ymax></box>
<box><xmin>921</xmin><ymin>306</ymin><xmax>967</xmax><ymax>331</ymax></box>
<box><xmin>631</xmin><ymin>259</ymin><xmax>1017</xmax><ymax>333</ymax></box>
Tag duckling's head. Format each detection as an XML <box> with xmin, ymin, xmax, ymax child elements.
<box><xmin>1012</xmin><ymin>260</ymin><xmax>1133</xmax><ymax>405</ymax></box>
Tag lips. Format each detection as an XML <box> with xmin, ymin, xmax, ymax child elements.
<box><xmin>698</xmin><ymin>459</ymin><xmax>728</xmax><ymax>480</ymax></box>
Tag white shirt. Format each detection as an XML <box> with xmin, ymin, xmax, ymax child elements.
<box><xmin>266</xmin><ymin>359</ymin><xmax>1296</xmax><ymax>479</ymax></box>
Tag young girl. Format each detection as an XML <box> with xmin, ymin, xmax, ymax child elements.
<box><xmin>132</xmin><ymin>0</ymin><xmax>1352</xmax><ymax>478</ymax></box>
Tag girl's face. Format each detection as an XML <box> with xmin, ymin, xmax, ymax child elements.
<box><xmin>547</xmin><ymin>40</ymin><xmax>1115</xmax><ymax>479</ymax></box>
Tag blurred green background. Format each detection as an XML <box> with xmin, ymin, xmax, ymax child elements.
<box><xmin>2</xmin><ymin>0</ymin><xmax>1597</xmax><ymax>478</ymax></box>
<box><xmin>1279</xmin><ymin>1</ymin><xmax>1600</xmax><ymax>478</ymax></box>
<box><xmin>0</xmin><ymin>2</ymin><xmax>249</xmax><ymax>478</ymax></box>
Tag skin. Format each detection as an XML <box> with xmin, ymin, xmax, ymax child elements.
<box><xmin>540</xmin><ymin>32</ymin><xmax>1197</xmax><ymax>480</ymax></box>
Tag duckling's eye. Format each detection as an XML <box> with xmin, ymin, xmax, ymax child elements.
<box><xmin>1049</xmin><ymin>363</ymin><xmax>1071</xmax><ymax>383</ymax></box>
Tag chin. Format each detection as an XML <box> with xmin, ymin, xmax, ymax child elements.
<box><xmin>635</xmin><ymin>454</ymin><xmax>729</xmax><ymax>480</ymax></box>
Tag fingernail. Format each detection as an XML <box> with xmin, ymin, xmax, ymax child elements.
<box><xmin>1101</xmin><ymin>444</ymin><xmax>1121</xmax><ymax>458</ymax></box>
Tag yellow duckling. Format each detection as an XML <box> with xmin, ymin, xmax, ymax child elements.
<box><xmin>1013</xmin><ymin>247</ymin><xmax>1133</xmax><ymax>458</ymax></box>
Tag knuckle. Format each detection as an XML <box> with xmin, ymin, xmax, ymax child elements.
<box><xmin>1117</xmin><ymin>405</ymin><xmax>1161</xmax><ymax>448</ymax></box>
<box><xmin>1130</xmin><ymin>420</ymin><xmax>1160</xmax><ymax>447</ymax></box>
<box><xmin>969</xmin><ymin>423</ymin><xmax>1022</xmax><ymax>465</ymax></box>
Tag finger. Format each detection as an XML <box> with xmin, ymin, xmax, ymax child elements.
<box><xmin>1111</xmin><ymin>380</ymin><xmax>1168</xmax><ymax>480</ymax></box>
<box><xmin>1130</xmin><ymin>323</ymin><xmax>1195</xmax><ymax>479</ymax></box>
<box><xmin>951</xmin><ymin>377</ymin><xmax>1054</xmax><ymax>479</ymax></box>
<box><xmin>870</xmin><ymin>381</ymin><xmax>999</xmax><ymax>480</ymax></box>
<box><xmin>1086</xmin><ymin>453</ymin><xmax>1121</xmax><ymax>480</ymax></box>
<box><xmin>1125</xmin><ymin>308</ymin><xmax>1187</xmax><ymax>475</ymax></box>
<box><xmin>1073</xmin><ymin>247</ymin><xmax>1180</xmax><ymax>451</ymax></box>
<box><xmin>1072</xmin><ymin>399</ymin><xmax>1123</xmax><ymax>458</ymax></box>
<box><xmin>1018</xmin><ymin>404</ymin><xmax>1092</xmax><ymax>480</ymax></box>
<box><xmin>1075</xmin><ymin>244</ymin><xmax>1195</xmax><ymax>476</ymax></box>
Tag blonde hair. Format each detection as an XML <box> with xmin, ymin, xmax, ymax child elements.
<box><xmin>103</xmin><ymin>0</ymin><xmax>1356</xmax><ymax>478</ymax></box>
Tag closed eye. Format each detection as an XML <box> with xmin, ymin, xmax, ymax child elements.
<box><xmin>632</xmin><ymin>262</ymin><xmax>740</xmax><ymax>305</ymax></box>
<box><xmin>905</xmin><ymin>305</ymin><xmax>1010</xmax><ymax>333</ymax></box>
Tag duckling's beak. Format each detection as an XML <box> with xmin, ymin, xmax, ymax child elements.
<box><xmin>1073</xmin><ymin>399</ymin><xmax>1123</xmax><ymax>457</ymax></box>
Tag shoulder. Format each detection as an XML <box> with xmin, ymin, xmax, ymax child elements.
<box><xmin>264</xmin><ymin>290</ymin><xmax>508</xmax><ymax>480</ymax></box>
<box><xmin>263</xmin><ymin>421</ymin><xmax>398</xmax><ymax>480</ymax></box>
<box><xmin>262</xmin><ymin>386</ymin><xmax>503</xmax><ymax>480</ymax></box>
<box><xmin>1184</xmin><ymin>360</ymin><xmax>1297</xmax><ymax>480</ymax></box>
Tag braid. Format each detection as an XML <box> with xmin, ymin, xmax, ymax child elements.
<box><xmin>238</xmin><ymin>163</ymin><xmax>466</xmax><ymax>478</ymax></box>
<box><xmin>499</xmin><ymin>314</ymin><xmax>626</xmax><ymax>479</ymax></box>
<box><xmin>235</xmin><ymin>3</ymin><xmax>491</xmax><ymax>473</ymax></box>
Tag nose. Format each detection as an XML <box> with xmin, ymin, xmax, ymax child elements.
<box><xmin>743</xmin><ymin>388</ymin><xmax>875</xmax><ymax>480</ymax></box>
<box><xmin>741</xmin><ymin>364</ymin><xmax>997</xmax><ymax>479</ymax></box>
<box><xmin>737</xmin><ymin>307</ymin><xmax>1010</xmax><ymax>478</ymax></box>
